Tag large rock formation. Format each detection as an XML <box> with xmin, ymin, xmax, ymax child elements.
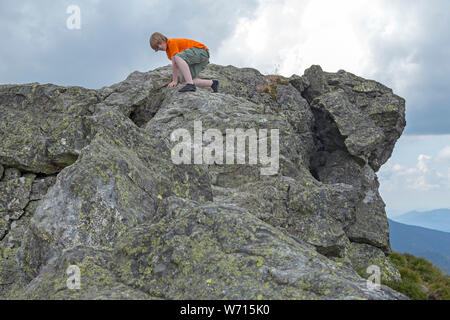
<box><xmin>0</xmin><ymin>64</ymin><xmax>406</xmax><ymax>299</ymax></box>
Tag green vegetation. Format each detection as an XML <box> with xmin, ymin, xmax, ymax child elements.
<box><xmin>384</xmin><ymin>252</ymin><xmax>450</xmax><ymax>300</ymax></box>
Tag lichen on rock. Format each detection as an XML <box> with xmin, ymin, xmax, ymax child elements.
<box><xmin>0</xmin><ymin>63</ymin><xmax>406</xmax><ymax>299</ymax></box>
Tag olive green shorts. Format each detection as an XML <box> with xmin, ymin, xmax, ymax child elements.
<box><xmin>175</xmin><ymin>47</ymin><xmax>210</xmax><ymax>83</ymax></box>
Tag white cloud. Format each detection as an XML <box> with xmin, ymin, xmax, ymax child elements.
<box><xmin>410</xmin><ymin>174</ymin><xmax>439</xmax><ymax>191</ymax></box>
<box><xmin>380</xmin><ymin>154</ymin><xmax>440</xmax><ymax>192</ymax></box>
<box><xmin>437</xmin><ymin>145</ymin><xmax>450</xmax><ymax>161</ymax></box>
<box><xmin>215</xmin><ymin>0</ymin><xmax>423</xmax><ymax>94</ymax></box>
<box><xmin>417</xmin><ymin>154</ymin><xmax>431</xmax><ymax>173</ymax></box>
<box><xmin>378</xmin><ymin>135</ymin><xmax>450</xmax><ymax>215</ymax></box>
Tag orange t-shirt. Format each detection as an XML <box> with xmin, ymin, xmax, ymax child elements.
<box><xmin>166</xmin><ymin>38</ymin><xmax>209</xmax><ymax>60</ymax></box>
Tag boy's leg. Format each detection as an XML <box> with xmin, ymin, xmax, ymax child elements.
<box><xmin>178</xmin><ymin>78</ymin><xmax>213</xmax><ymax>87</ymax></box>
<box><xmin>190</xmin><ymin>50</ymin><xmax>215</xmax><ymax>88</ymax></box>
<box><xmin>174</xmin><ymin>48</ymin><xmax>218</xmax><ymax>91</ymax></box>
<box><xmin>193</xmin><ymin>78</ymin><xmax>213</xmax><ymax>87</ymax></box>
<box><xmin>172</xmin><ymin>55</ymin><xmax>194</xmax><ymax>85</ymax></box>
<box><xmin>173</xmin><ymin>64</ymin><xmax>187</xmax><ymax>85</ymax></box>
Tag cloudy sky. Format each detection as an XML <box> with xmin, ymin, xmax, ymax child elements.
<box><xmin>1</xmin><ymin>0</ymin><xmax>449</xmax><ymax>217</ymax></box>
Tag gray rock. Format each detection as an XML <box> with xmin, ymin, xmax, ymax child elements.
<box><xmin>30</xmin><ymin>176</ymin><xmax>57</xmax><ymax>201</ymax></box>
<box><xmin>3</xmin><ymin>168</ymin><xmax>21</xmax><ymax>180</ymax></box>
<box><xmin>0</xmin><ymin>63</ymin><xmax>407</xmax><ymax>300</ymax></box>
<box><xmin>0</xmin><ymin>176</ymin><xmax>34</xmax><ymax>239</ymax></box>
<box><xmin>302</xmin><ymin>65</ymin><xmax>406</xmax><ymax>172</ymax></box>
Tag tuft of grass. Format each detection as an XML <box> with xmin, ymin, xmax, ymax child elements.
<box><xmin>256</xmin><ymin>74</ymin><xmax>289</xmax><ymax>102</ymax></box>
<box><xmin>256</xmin><ymin>84</ymin><xmax>278</xmax><ymax>101</ymax></box>
<box><xmin>382</xmin><ymin>252</ymin><xmax>450</xmax><ymax>300</ymax></box>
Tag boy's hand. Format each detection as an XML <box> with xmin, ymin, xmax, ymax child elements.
<box><xmin>168</xmin><ymin>81</ymin><xmax>178</xmax><ymax>88</ymax></box>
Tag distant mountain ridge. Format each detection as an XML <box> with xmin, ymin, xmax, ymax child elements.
<box><xmin>391</xmin><ymin>208</ymin><xmax>450</xmax><ymax>233</ymax></box>
<box><xmin>388</xmin><ymin>218</ymin><xmax>450</xmax><ymax>275</ymax></box>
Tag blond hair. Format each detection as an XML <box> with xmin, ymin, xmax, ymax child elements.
<box><xmin>149</xmin><ymin>32</ymin><xmax>168</xmax><ymax>51</ymax></box>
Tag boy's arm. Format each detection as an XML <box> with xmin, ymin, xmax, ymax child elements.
<box><xmin>171</xmin><ymin>59</ymin><xmax>179</xmax><ymax>82</ymax></box>
<box><xmin>167</xmin><ymin>59</ymin><xmax>178</xmax><ymax>88</ymax></box>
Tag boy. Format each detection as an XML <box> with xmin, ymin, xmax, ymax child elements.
<box><xmin>150</xmin><ymin>32</ymin><xmax>219</xmax><ymax>93</ymax></box>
